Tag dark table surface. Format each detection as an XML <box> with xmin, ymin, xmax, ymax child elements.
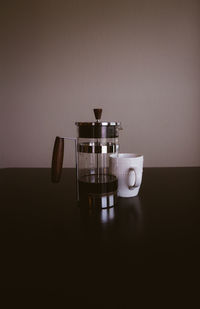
<box><xmin>0</xmin><ymin>167</ymin><xmax>200</xmax><ymax>307</ymax></box>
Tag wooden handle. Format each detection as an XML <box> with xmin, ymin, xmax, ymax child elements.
<box><xmin>51</xmin><ymin>136</ymin><xmax>64</xmax><ymax>182</ymax></box>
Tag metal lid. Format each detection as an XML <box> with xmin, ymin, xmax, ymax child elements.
<box><xmin>75</xmin><ymin>109</ymin><xmax>122</xmax><ymax>138</ymax></box>
<box><xmin>75</xmin><ymin>121</ymin><xmax>121</xmax><ymax>127</ymax></box>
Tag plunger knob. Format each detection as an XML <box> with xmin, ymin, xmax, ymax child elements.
<box><xmin>93</xmin><ymin>109</ymin><xmax>102</xmax><ymax>121</ymax></box>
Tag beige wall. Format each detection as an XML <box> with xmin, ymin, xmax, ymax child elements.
<box><xmin>1</xmin><ymin>0</ymin><xmax>200</xmax><ymax>168</ymax></box>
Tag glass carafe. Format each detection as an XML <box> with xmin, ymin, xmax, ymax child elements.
<box><xmin>51</xmin><ymin>109</ymin><xmax>122</xmax><ymax>208</ymax></box>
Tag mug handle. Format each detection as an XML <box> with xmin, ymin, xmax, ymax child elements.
<box><xmin>128</xmin><ymin>168</ymin><xmax>140</xmax><ymax>190</ymax></box>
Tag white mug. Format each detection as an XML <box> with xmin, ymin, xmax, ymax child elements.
<box><xmin>109</xmin><ymin>153</ymin><xmax>144</xmax><ymax>198</ymax></box>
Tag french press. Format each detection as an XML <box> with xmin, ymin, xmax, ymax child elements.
<box><xmin>51</xmin><ymin>109</ymin><xmax>122</xmax><ymax>208</ymax></box>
